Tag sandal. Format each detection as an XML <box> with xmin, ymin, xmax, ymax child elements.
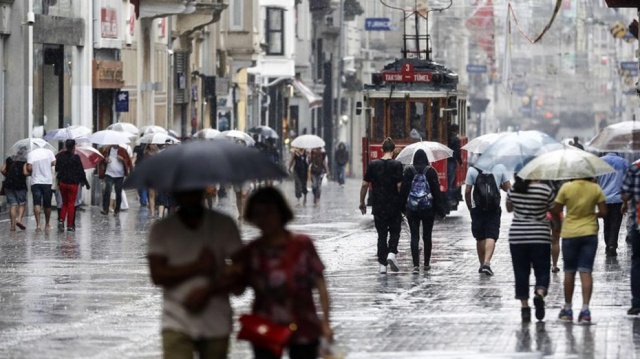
<box><xmin>16</xmin><ymin>222</ymin><xmax>26</xmax><ymax>230</ymax></box>
<box><xmin>552</xmin><ymin>266</ymin><xmax>560</xmax><ymax>273</ymax></box>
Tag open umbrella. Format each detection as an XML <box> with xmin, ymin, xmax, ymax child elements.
<box><xmin>107</xmin><ymin>122</ymin><xmax>139</xmax><ymax>136</ymax></box>
<box><xmin>462</xmin><ymin>133</ymin><xmax>507</xmax><ymax>154</ymax></box>
<box><xmin>124</xmin><ymin>141</ymin><xmax>288</xmax><ymax>191</ymax></box>
<box><xmin>586</xmin><ymin>121</ymin><xmax>640</xmax><ymax>152</ymax></box>
<box><xmin>57</xmin><ymin>147</ymin><xmax>104</xmax><ymax>169</ymax></box>
<box><xmin>473</xmin><ymin>131</ymin><xmax>564</xmax><ymax>173</ymax></box>
<box><xmin>140</xmin><ymin>125</ymin><xmax>168</xmax><ymax>135</ymax></box>
<box><xmin>43</xmin><ymin>126</ymin><xmax>92</xmax><ymax>141</ymax></box>
<box><xmin>517</xmin><ymin>148</ymin><xmax>615</xmax><ymax>181</ymax></box>
<box><xmin>395</xmin><ymin>141</ymin><xmax>453</xmax><ymax>164</ymax></box>
<box><xmin>215</xmin><ymin>130</ymin><xmax>256</xmax><ymax>146</ymax></box>
<box><xmin>10</xmin><ymin>138</ymin><xmax>56</xmax><ymax>161</ymax></box>
<box><xmin>27</xmin><ymin>147</ymin><xmax>56</xmax><ymax>163</ymax></box>
<box><xmin>89</xmin><ymin>130</ymin><xmax>133</xmax><ymax>146</ymax></box>
<box><xmin>194</xmin><ymin>128</ymin><xmax>221</xmax><ymax>140</ymax></box>
<box><xmin>139</xmin><ymin>133</ymin><xmax>181</xmax><ymax>145</ymax></box>
<box><xmin>248</xmin><ymin>125</ymin><xmax>279</xmax><ymax>139</ymax></box>
<box><xmin>291</xmin><ymin>134</ymin><xmax>325</xmax><ymax>149</ymax></box>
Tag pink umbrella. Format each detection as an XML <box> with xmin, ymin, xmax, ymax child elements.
<box><xmin>57</xmin><ymin>147</ymin><xmax>104</xmax><ymax>169</ymax></box>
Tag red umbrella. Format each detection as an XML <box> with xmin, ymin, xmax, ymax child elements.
<box><xmin>57</xmin><ymin>146</ymin><xmax>104</xmax><ymax>169</ymax></box>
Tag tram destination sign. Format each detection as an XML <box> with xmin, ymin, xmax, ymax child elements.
<box><xmin>382</xmin><ymin>64</ymin><xmax>432</xmax><ymax>83</ymax></box>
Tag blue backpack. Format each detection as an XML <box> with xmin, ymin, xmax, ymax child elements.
<box><xmin>406</xmin><ymin>166</ymin><xmax>433</xmax><ymax>211</ymax></box>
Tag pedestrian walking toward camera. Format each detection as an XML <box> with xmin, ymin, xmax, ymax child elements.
<box><xmin>597</xmin><ymin>152</ymin><xmax>629</xmax><ymax>257</ymax></box>
<box><xmin>447</xmin><ymin>124</ymin><xmax>463</xmax><ymax>204</ymax></box>
<box><xmin>621</xmin><ymin>161</ymin><xmax>640</xmax><ymax>316</ymax></box>
<box><xmin>25</xmin><ymin>148</ymin><xmax>56</xmax><ymax>231</ymax></box>
<box><xmin>400</xmin><ymin>149</ymin><xmax>443</xmax><ymax>274</ymax></box>
<box><xmin>465</xmin><ymin>162</ymin><xmax>511</xmax><ymax>276</ymax></box>
<box><xmin>551</xmin><ymin>178</ymin><xmax>606</xmax><ymax>324</ymax></box>
<box><xmin>55</xmin><ymin>140</ymin><xmax>90</xmax><ymax>232</ymax></box>
<box><xmin>1</xmin><ymin>147</ymin><xmax>28</xmax><ymax>231</ymax></box>
<box><xmin>309</xmin><ymin>148</ymin><xmax>329</xmax><ymax>206</ymax></box>
<box><xmin>507</xmin><ymin>176</ymin><xmax>559</xmax><ymax>322</ymax></box>
<box><xmin>288</xmin><ymin>148</ymin><xmax>309</xmax><ymax>206</ymax></box>
<box><xmin>132</xmin><ymin>141</ymin><xmax>148</xmax><ymax>207</ymax></box>
<box><xmin>148</xmin><ymin>190</ymin><xmax>243</xmax><ymax>359</ymax></box>
<box><xmin>335</xmin><ymin>142</ymin><xmax>349</xmax><ymax>187</ymax></box>
<box><xmin>99</xmin><ymin>145</ymin><xmax>132</xmax><ymax>216</ymax></box>
<box><xmin>360</xmin><ymin>138</ymin><xmax>404</xmax><ymax>274</ymax></box>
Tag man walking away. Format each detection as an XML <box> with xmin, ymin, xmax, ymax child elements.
<box><xmin>465</xmin><ymin>163</ymin><xmax>511</xmax><ymax>276</ymax></box>
<box><xmin>132</xmin><ymin>142</ymin><xmax>148</xmax><ymax>207</ymax></box>
<box><xmin>335</xmin><ymin>142</ymin><xmax>349</xmax><ymax>187</ymax></box>
<box><xmin>55</xmin><ymin>140</ymin><xmax>90</xmax><ymax>232</ymax></box>
<box><xmin>597</xmin><ymin>152</ymin><xmax>629</xmax><ymax>257</ymax></box>
<box><xmin>99</xmin><ymin>145</ymin><xmax>132</xmax><ymax>216</ymax></box>
<box><xmin>360</xmin><ymin>138</ymin><xmax>404</xmax><ymax>274</ymax></box>
<box><xmin>622</xmin><ymin>161</ymin><xmax>640</xmax><ymax>316</ymax></box>
<box><xmin>288</xmin><ymin>148</ymin><xmax>309</xmax><ymax>206</ymax></box>
<box><xmin>447</xmin><ymin>124</ymin><xmax>463</xmax><ymax>205</ymax></box>
<box><xmin>25</xmin><ymin>148</ymin><xmax>56</xmax><ymax>231</ymax></box>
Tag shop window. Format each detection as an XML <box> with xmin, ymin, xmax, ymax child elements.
<box><xmin>266</xmin><ymin>7</ymin><xmax>285</xmax><ymax>55</ymax></box>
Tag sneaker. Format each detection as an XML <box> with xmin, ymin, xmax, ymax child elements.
<box><xmin>578</xmin><ymin>310</ymin><xmax>591</xmax><ymax>324</ymax></box>
<box><xmin>627</xmin><ymin>307</ymin><xmax>640</xmax><ymax>315</ymax></box>
<box><xmin>412</xmin><ymin>266</ymin><xmax>420</xmax><ymax>274</ymax></box>
<box><xmin>521</xmin><ymin>307</ymin><xmax>531</xmax><ymax>322</ymax></box>
<box><xmin>533</xmin><ymin>293</ymin><xmax>545</xmax><ymax>321</ymax></box>
<box><xmin>114</xmin><ymin>210</ymin><xmax>120</xmax><ymax>216</ymax></box>
<box><xmin>67</xmin><ymin>227</ymin><xmax>75</xmax><ymax>232</ymax></box>
<box><xmin>424</xmin><ymin>265</ymin><xmax>431</xmax><ymax>271</ymax></box>
<box><xmin>57</xmin><ymin>222</ymin><xmax>64</xmax><ymax>231</ymax></box>
<box><xmin>558</xmin><ymin>308</ymin><xmax>573</xmax><ymax>322</ymax></box>
<box><xmin>551</xmin><ymin>266</ymin><xmax>560</xmax><ymax>273</ymax></box>
<box><xmin>481</xmin><ymin>264</ymin><xmax>494</xmax><ymax>276</ymax></box>
<box><xmin>387</xmin><ymin>253</ymin><xmax>400</xmax><ymax>272</ymax></box>
<box><xmin>379</xmin><ymin>264</ymin><xmax>387</xmax><ymax>274</ymax></box>
<box><xmin>478</xmin><ymin>266</ymin><xmax>483</xmax><ymax>274</ymax></box>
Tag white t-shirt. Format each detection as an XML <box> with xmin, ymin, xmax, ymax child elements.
<box><xmin>148</xmin><ymin>210</ymin><xmax>243</xmax><ymax>339</ymax></box>
<box><xmin>28</xmin><ymin>152</ymin><xmax>56</xmax><ymax>185</ymax></box>
<box><xmin>106</xmin><ymin>148</ymin><xmax>125</xmax><ymax>178</ymax></box>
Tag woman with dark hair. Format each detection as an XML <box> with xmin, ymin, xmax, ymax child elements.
<box><xmin>55</xmin><ymin>140</ymin><xmax>90</xmax><ymax>232</ymax></box>
<box><xmin>506</xmin><ymin>175</ymin><xmax>558</xmax><ymax>322</ymax></box>
<box><xmin>1</xmin><ymin>146</ymin><xmax>28</xmax><ymax>231</ymax></box>
<box><xmin>400</xmin><ymin>149</ymin><xmax>443</xmax><ymax>274</ymax></box>
<box><xmin>235</xmin><ymin>187</ymin><xmax>333</xmax><ymax>359</ymax></box>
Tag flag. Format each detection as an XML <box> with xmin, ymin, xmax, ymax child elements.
<box><xmin>466</xmin><ymin>0</ymin><xmax>496</xmax><ymax>76</ymax></box>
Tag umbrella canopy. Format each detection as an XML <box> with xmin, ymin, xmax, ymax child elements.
<box><xmin>43</xmin><ymin>126</ymin><xmax>92</xmax><ymax>141</ymax></box>
<box><xmin>167</xmin><ymin>129</ymin><xmax>180</xmax><ymax>139</ymax></box>
<box><xmin>517</xmin><ymin>148</ymin><xmax>615</xmax><ymax>181</ymax></box>
<box><xmin>107</xmin><ymin>122</ymin><xmax>139</xmax><ymax>136</ymax></box>
<box><xmin>586</xmin><ymin>121</ymin><xmax>640</xmax><ymax>152</ymax></box>
<box><xmin>139</xmin><ymin>133</ymin><xmax>181</xmax><ymax>145</ymax></box>
<box><xmin>473</xmin><ymin>131</ymin><xmax>564</xmax><ymax>173</ymax></box>
<box><xmin>89</xmin><ymin>130</ymin><xmax>133</xmax><ymax>146</ymax></box>
<box><xmin>290</xmin><ymin>134</ymin><xmax>325</xmax><ymax>149</ymax></box>
<box><xmin>27</xmin><ymin>147</ymin><xmax>56</xmax><ymax>163</ymax></box>
<box><xmin>215</xmin><ymin>130</ymin><xmax>256</xmax><ymax>146</ymax></box>
<box><xmin>462</xmin><ymin>133</ymin><xmax>508</xmax><ymax>154</ymax></box>
<box><xmin>57</xmin><ymin>147</ymin><xmax>104</xmax><ymax>170</ymax></box>
<box><xmin>124</xmin><ymin>141</ymin><xmax>288</xmax><ymax>191</ymax></box>
<box><xmin>395</xmin><ymin>141</ymin><xmax>453</xmax><ymax>164</ymax></box>
<box><xmin>194</xmin><ymin>128</ymin><xmax>221</xmax><ymax>140</ymax></box>
<box><xmin>10</xmin><ymin>138</ymin><xmax>56</xmax><ymax>161</ymax></box>
<box><xmin>248</xmin><ymin>125</ymin><xmax>279</xmax><ymax>139</ymax></box>
<box><xmin>140</xmin><ymin>125</ymin><xmax>168</xmax><ymax>135</ymax></box>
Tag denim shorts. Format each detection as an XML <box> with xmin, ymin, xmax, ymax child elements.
<box><xmin>5</xmin><ymin>188</ymin><xmax>27</xmax><ymax>206</ymax></box>
<box><xmin>31</xmin><ymin>184</ymin><xmax>53</xmax><ymax>209</ymax></box>
<box><xmin>562</xmin><ymin>235</ymin><xmax>598</xmax><ymax>273</ymax></box>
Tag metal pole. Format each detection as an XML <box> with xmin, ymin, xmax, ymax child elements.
<box><xmin>334</xmin><ymin>0</ymin><xmax>345</xmax><ymax>179</ymax></box>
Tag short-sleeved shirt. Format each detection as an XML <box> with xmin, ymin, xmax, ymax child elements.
<box><xmin>3</xmin><ymin>157</ymin><xmax>27</xmax><ymax>190</ymax></box>
<box><xmin>622</xmin><ymin>162</ymin><xmax>640</xmax><ymax>223</ymax></box>
<box><xmin>237</xmin><ymin>234</ymin><xmax>325</xmax><ymax>344</ymax></box>
<box><xmin>507</xmin><ymin>183</ymin><xmax>555</xmax><ymax>244</ymax></box>
<box><xmin>27</xmin><ymin>151</ymin><xmax>56</xmax><ymax>185</ymax></box>
<box><xmin>363</xmin><ymin>158</ymin><xmax>404</xmax><ymax>215</ymax></box>
<box><xmin>597</xmin><ymin>153</ymin><xmax>629</xmax><ymax>204</ymax></box>
<box><xmin>465</xmin><ymin>165</ymin><xmax>510</xmax><ymax>209</ymax></box>
<box><xmin>106</xmin><ymin>148</ymin><xmax>125</xmax><ymax>178</ymax></box>
<box><xmin>555</xmin><ymin>180</ymin><xmax>606</xmax><ymax>238</ymax></box>
<box><xmin>148</xmin><ymin>210</ymin><xmax>243</xmax><ymax>339</ymax></box>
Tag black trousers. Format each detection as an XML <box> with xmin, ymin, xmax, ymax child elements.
<box><xmin>604</xmin><ymin>203</ymin><xmax>624</xmax><ymax>249</ymax></box>
<box><xmin>510</xmin><ymin>243</ymin><xmax>550</xmax><ymax>300</ymax></box>
<box><xmin>102</xmin><ymin>176</ymin><xmax>124</xmax><ymax>212</ymax></box>
<box><xmin>374</xmin><ymin>212</ymin><xmax>402</xmax><ymax>265</ymax></box>
<box><xmin>407</xmin><ymin>210</ymin><xmax>435</xmax><ymax>267</ymax></box>
<box><xmin>253</xmin><ymin>341</ymin><xmax>319</xmax><ymax>359</ymax></box>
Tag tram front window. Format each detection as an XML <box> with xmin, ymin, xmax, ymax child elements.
<box><xmin>390</xmin><ymin>101</ymin><xmax>406</xmax><ymax>140</ymax></box>
<box><xmin>410</xmin><ymin>101</ymin><xmax>426</xmax><ymax>140</ymax></box>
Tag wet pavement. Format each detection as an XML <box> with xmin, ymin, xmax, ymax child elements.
<box><xmin>1</xmin><ymin>179</ymin><xmax>640</xmax><ymax>358</ymax></box>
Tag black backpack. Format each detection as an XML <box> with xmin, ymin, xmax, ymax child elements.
<box><xmin>473</xmin><ymin>167</ymin><xmax>501</xmax><ymax>211</ymax></box>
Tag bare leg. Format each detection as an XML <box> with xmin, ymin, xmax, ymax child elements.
<box><xmin>552</xmin><ymin>232</ymin><xmax>560</xmax><ymax>269</ymax></box>
<box><xmin>9</xmin><ymin>205</ymin><xmax>17</xmax><ymax>231</ymax></box>
<box><xmin>477</xmin><ymin>240</ymin><xmax>486</xmax><ymax>265</ymax></box>
<box><xmin>34</xmin><ymin>205</ymin><xmax>42</xmax><ymax>231</ymax></box>
<box><xmin>17</xmin><ymin>204</ymin><xmax>26</xmax><ymax>228</ymax></box>
<box><xmin>484</xmin><ymin>238</ymin><xmax>496</xmax><ymax>264</ymax></box>
<box><xmin>148</xmin><ymin>190</ymin><xmax>156</xmax><ymax>217</ymax></box>
<box><xmin>235</xmin><ymin>191</ymin><xmax>245</xmax><ymax>220</ymax></box>
<box><xmin>579</xmin><ymin>272</ymin><xmax>593</xmax><ymax>306</ymax></box>
<box><xmin>564</xmin><ymin>272</ymin><xmax>576</xmax><ymax>306</ymax></box>
<box><xmin>44</xmin><ymin>208</ymin><xmax>52</xmax><ymax>230</ymax></box>
<box><xmin>520</xmin><ymin>299</ymin><xmax>529</xmax><ymax>308</ymax></box>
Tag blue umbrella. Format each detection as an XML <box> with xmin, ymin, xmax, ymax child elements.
<box><xmin>473</xmin><ymin>130</ymin><xmax>564</xmax><ymax>173</ymax></box>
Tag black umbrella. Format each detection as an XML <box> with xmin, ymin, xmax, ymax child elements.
<box><xmin>123</xmin><ymin>141</ymin><xmax>288</xmax><ymax>191</ymax></box>
<box><xmin>248</xmin><ymin>126</ymin><xmax>279</xmax><ymax>139</ymax></box>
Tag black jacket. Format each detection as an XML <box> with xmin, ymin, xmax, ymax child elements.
<box><xmin>400</xmin><ymin>164</ymin><xmax>444</xmax><ymax>216</ymax></box>
<box><xmin>55</xmin><ymin>151</ymin><xmax>89</xmax><ymax>186</ymax></box>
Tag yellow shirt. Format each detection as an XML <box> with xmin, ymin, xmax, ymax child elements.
<box><xmin>555</xmin><ymin>180</ymin><xmax>606</xmax><ymax>238</ymax></box>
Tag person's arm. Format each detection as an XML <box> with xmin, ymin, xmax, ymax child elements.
<box><xmin>464</xmin><ymin>185</ymin><xmax>473</xmax><ymax>211</ymax></box>
<box><xmin>288</xmin><ymin>156</ymin><xmax>295</xmax><ymax>172</ymax></box>
<box><xmin>597</xmin><ymin>201</ymin><xmax>608</xmax><ymax>218</ymax></box>
<box><xmin>622</xmin><ymin>193</ymin><xmax>631</xmax><ymax>214</ymax></box>
<box><xmin>359</xmin><ymin>181</ymin><xmax>369</xmax><ymax>215</ymax></box>
<box><xmin>148</xmin><ymin>250</ymin><xmax>215</xmax><ymax>288</ymax></box>
<box><xmin>24</xmin><ymin>163</ymin><xmax>31</xmax><ymax>176</ymax></box>
<box><xmin>550</xmin><ymin>202</ymin><xmax>563</xmax><ymax>215</ymax></box>
<box><xmin>316</xmin><ymin>275</ymin><xmax>333</xmax><ymax>342</ymax></box>
<box><xmin>323</xmin><ymin>158</ymin><xmax>330</xmax><ymax>177</ymax></box>
<box><xmin>0</xmin><ymin>160</ymin><xmax>7</xmax><ymax>175</ymax></box>
<box><xmin>506</xmin><ymin>200</ymin><xmax>514</xmax><ymax>213</ymax></box>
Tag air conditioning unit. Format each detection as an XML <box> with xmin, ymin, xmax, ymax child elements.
<box><xmin>0</xmin><ymin>5</ymin><xmax>10</xmax><ymax>35</ymax></box>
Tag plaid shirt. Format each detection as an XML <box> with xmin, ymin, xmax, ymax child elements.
<box><xmin>621</xmin><ymin>161</ymin><xmax>640</xmax><ymax>223</ymax></box>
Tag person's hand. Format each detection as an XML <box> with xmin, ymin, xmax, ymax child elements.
<box><xmin>622</xmin><ymin>202</ymin><xmax>628</xmax><ymax>215</ymax></box>
<box><xmin>85</xmin><ymin>183</ymin><xmax>91</xmax><ymax>190</ymax></box>
<box><xmin>117</xmin><ymin>156</ymin><xmax>124</xmax><ymax>162</ymax></box>
<box><xmin>321</xmin><ymin>320</ymin><xmax>334</xmax><ymax>343</ymax></box>
<box><xmin>197</xmin><ymin>248</ymin><xmax>216</xmax><ymax>276</ymax></box>
<box><xmin>359</xmin><ymin>203</ymin><xmax>367</xmax><ymax>215</ymax></box>
<box><xmin>183</xmin><ymin>286</ymin><xmax>211</xmax><ymax>313</ymax></box>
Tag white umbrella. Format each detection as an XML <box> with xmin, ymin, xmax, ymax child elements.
<box><xmin>140</xmin><ymin>125</ymin><xmax>168</xmax><ymax>135</ymax></box>
<box><xmin>27</xmin><ymin>147</ymin><xmax>56</xmax><ymax>163</ymax></box>
<box><xmin>462</xmin><ymin>133</ymin><xmax>507</xmax><ymax>154</ymax></box>
<box><xmin>215</xmin><ymin>130</ymin><xmax>256</xmax><ymax>146</ymax></box>
<box><xmin>43</xmin><ymin>125</ymin><xmax>92</xmax><ymax>141</ymax></box>
<box><xmin>89</xmin><ymin>130</ymin><xmax>132</xmax><ymax>145</ymax></box>
<box><xmin>10</xmin><ymin>138</ymin><xmax>56</xmax><ymax>161</ymax></box>
<box><xmin>168</xmin><ymin>129</ymin><xmax>180</xmax><ymax>139</ymax></box>
<box><xmin>107</xmin><ymin>122</ymin><xmax>139</xmax><ymax>136</ymax></box>
<box><xmin>396</xmin><ymin>141</ymin><xmax>454</xmax><ymax>164</ymax></box>
<box><xmin>139</xmin><ymin>133</ymin><xmax>181</xmax><ymax>145</ymax></box>
<box><xmin>195</xmin><ymin>128</ymin><xmax>221</xmax><ymax>140</ymax></box>
<box><xmin>586</xmin><ymin>121</ymin><xmax>640</xmax><ymax>152</ymax></box>
<box><xmin>291</xmin><ymin>134</ymin><xmax>325</xmax><ymax>149</ymax></box>
<box><xmin>517</xmin><ymin>148</ymin><xmax>615</xmax><ymax>181</ymax></box>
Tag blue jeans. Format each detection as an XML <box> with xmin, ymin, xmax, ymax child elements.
<box><xmin>510</xmin><ymin>243</ymin><xmax>551</xmax><ymax>299</ymax></box>
<box><xmin>562</xmin><ymin>235</ymin><xmax>598</xmax><ymax>273</ymax></box>
<box><xmin>631</xmin><ymin>228</ymin><xmax>640</xmax><ymax>307</ymax></box>
<box><xmin>337</xmin><ymin>164</ymin><xmax>346</xmax><ymax>185</ymax></box>
<box><xmin>138</xmin><ymin>189</ymin><xmax>148</xmax><ymax>206</ymax></box>
<box><xmin>447</xmin><ymin>160</ymin><xmax>457</xmax><ymax>201</ymax></box>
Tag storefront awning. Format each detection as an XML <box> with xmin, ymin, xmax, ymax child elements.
<box><xmin>292</xmin><ymin>79</ymin><xmax>323</xmax><ymax>109</ymax></box>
